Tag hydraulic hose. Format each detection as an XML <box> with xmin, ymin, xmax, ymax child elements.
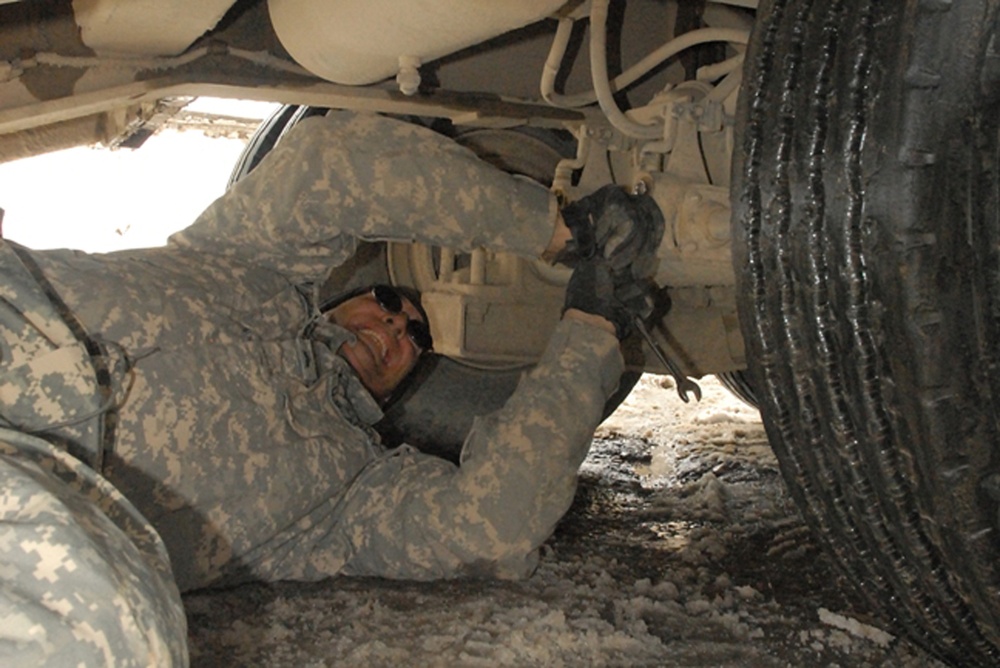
<box><xmin>540</xmin><ymin>1</ymin><xmax>750</xmax><ymax>140</ymax></box>
<box><xmin>589</xmin><ymin>0</ymin><xmax>663</xmax><ymax>140</ymax></box>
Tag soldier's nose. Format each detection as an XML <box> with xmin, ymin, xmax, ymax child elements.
<box><xmin>384</xmin><ymin>312</ymin><xmax>408</xmax><ymax>338</ymax></box>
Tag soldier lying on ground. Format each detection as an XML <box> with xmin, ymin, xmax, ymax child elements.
<box><xmin>0</xmin><ymin>110</ymin><xmax>663</xmax><ymax>666</ymax></box>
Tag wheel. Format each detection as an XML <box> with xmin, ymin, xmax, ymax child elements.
<box><xmin>233</xmin><ymin>107</ymin><xmax>640</xmax><ymax>462</ymax></box>
<box><xmin>715</xmin><ymin>370</ymin><xmax>757</xmax><ymax>409</ymax></box>
<box><xmin>733</xmin><ymin>0</ymin><xmax>1000</xmax><ymax>665</ymax></box>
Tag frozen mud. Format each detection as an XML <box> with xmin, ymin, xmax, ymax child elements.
<box><xmin>184</xmin><ymin>376</ymin><xmax>943</xmax><ymax>667</ymax></box>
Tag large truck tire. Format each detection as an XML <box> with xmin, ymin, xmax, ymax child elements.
<box><xmin>733</xmin><ymin>0</ymin><xmax>1000</xmax><ymax>664</ymax></box>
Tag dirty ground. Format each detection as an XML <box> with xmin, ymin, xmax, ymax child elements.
<box><xmin>184</xmin><ymin>376</ymin><xmax>942</xmax><ymax>667</ymax></box>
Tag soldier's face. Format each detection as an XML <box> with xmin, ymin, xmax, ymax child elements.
<box><xmin>329</xmin><ymin>291</ymin><xmax>426</xmax><ymax>401</ymax></box>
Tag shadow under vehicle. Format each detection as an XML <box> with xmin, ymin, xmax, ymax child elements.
<box><xmin>2</xmin><ymin>0</ymin><xmax>999</xmax><ymax>665</ymax></box>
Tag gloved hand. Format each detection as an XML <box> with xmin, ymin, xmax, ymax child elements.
<box><xmin>563</xmin><ymin>256</ymin><xmax>657</xmax><ymax>340</ymax></box>
<box><xmin>556</xmin><ymin>184</ymin><xmax>665</xmax><ymax>279</ymax></box>
<box><xmin>560</xmin><ymin>184</ymin><xmax>664</xmax><ymax>339</ymax></box>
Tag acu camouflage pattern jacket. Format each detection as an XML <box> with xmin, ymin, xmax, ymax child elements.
<box><xmin>25</xmin><ymin>111</ymin><xmax>624</xmax><ymax>591</ymax></box>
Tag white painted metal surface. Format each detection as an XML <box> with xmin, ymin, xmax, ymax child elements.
<box><xmin>267</xmin><ymin>0</ymin><xmax>566</xmax><ymax>85</ymax></box>
<box><xmin>72</xmin><ymin>0</ymin><xmax>236</xmax><ymax>56</ymax></box>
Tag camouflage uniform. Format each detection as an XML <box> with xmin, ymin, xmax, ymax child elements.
<box><xmin>0</xmin><ymin>111</ymin><xmax>624</xmax><ymax>665</ymax></box>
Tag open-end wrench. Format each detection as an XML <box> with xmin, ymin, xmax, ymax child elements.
<box><xmin>633</xmin><ymin>316</ymin><xmax>702</xmax><ymax>403</ymax></box>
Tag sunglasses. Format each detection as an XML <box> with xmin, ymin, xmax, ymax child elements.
<box><xmin>372</xmin><ymin>285</ymin><xmax>434</xmax><ymax>353</ymax></box>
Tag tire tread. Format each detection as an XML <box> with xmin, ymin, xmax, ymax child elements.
<box><xmin>735</xmin><ymin>0</ymin><xmax>1000</xmax><ymax>664</ymax></box>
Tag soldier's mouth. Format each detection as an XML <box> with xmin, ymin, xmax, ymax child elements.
<box><xmin>359</xmin><ymin>329</ymin><xmax>388</xmax><ymax>364</ymax></box>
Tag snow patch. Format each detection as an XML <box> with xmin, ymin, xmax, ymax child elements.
<box><xmin>818</xmin><ymin>607</ymin><xmax>895</xmax><ymax>648</ymax></box>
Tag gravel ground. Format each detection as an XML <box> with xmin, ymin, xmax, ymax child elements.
<box><xmin>184</xmin><ymin>376</ymin><xmax>943</xmax><ymax>667</ymax></box>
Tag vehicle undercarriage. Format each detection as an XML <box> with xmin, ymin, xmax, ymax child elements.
<box><xmin>2</xmin><ymin>1</ymin><xmax>999</xmax><ymax>665</ymax></box>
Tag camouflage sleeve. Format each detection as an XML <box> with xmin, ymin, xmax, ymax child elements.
<box><xmin>326</xmin><ymin>318</ymin><xmax>623</xmax><ymax>580</ymax></box>
<box><xmin>168</xmin><ymin>111</ymin><xmax>559</xmax><ymax>284</ymax></box>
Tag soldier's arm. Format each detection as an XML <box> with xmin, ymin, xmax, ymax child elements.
<box><xmin>321</xmin><ymin>314</ymin><xmax>623</xmax><ymax>580</ymax></box>
<box><xmin>168</xmin><ymin>111</ymin><xmax>560</xmax><ymax>285</ymax></box>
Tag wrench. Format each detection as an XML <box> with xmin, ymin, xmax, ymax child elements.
<box><xmin>633</xmin><ymin>316</ymin><xmax>702</xmax><ymax>403</ymax></box>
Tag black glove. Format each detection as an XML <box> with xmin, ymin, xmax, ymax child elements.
<box><xmin>557</xmin><ymin>185</ymin><xmax>665</xmax><ymax>278</ymax></box>
<box><xmin>563</xmin><ymin>256</ymin><xmax>656</xmax><ymax>340</ymax></box>
<box><xmin>560</xmin><ymin>185</ymin><xmax>665</xmax><ymax>339</ymax></box>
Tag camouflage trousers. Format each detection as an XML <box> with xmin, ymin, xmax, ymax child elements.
<box><xmin>0</xmin><ymin>243</ymin><xmax>187</xmax><ymax>666</ymax></box>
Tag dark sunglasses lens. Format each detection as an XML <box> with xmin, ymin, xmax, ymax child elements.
<box><xmin>373</xmin><ymin>285</ymin><xmax>402</xmax><ymax>313</ymax></box>
<box><xmin>407</xmin><ymin>321</ymin><xmax>433</xmax><ymax>352</ymax></box>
